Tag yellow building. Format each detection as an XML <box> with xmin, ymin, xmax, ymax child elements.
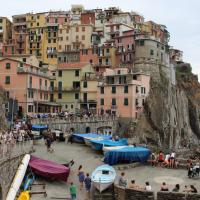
<box><xmin>0</xmin><ymin>17</ymin><xmax>12</xmax><ymax>44</ymax></box>
<box><xmin>55</xmin><ymin>62</ymin><xmax>97</xmax><ymax>112</ymax></box>
<box><xmin>26</xmin><ymin>12</ymin><xmax>47</xmax><ymax>62</ymax></box>
<box><xmin>58</xmin><ymin>23</ymin><xmax>94</xmax><ymax>52</ymax></box>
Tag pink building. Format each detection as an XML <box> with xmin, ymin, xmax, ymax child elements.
<box><xmin>0</xmin><ymin>57</ymin><xmax>57</xmax><ymax>116</ymax></box>
<box><xmin>115</xmin><ymin>30</ymin><xmax>135</xmax><ymax>68</ymax></box>
<box><xmin>97</xmin><ymin>68</ymin><xmax>150</xmax><ymax>119</ymax></box>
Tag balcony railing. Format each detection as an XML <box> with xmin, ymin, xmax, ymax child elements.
<box><xmin>17</xmin><ymin>67</ymin><xmax>49</xmax><ymax>78</ymax></box>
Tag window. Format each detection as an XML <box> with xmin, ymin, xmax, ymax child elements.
<box><xmin>37</xmin><ymin>22</ymin><xmax>39</xmax><ymax>26</ymax></box>
<box><xmin>135</xmin><ymin>99</ymin><xmax>139</xmax><ymax>106</ymax></box>
<box><xmin>83</xmin><ymin>93</ymin><xmax>87</xmax><ymax>102</ymax></box>
<box><xmin>133</xmin><ymin>75</ymin><xmax>137</xmax><ymax>80</ymax></box>
<box><xmin>83</xmin><ymin>81</ymin><xmax>87</xmax><ymax>88</ymax></box>
<box><xmin>22</xmin><ymin>58</ymin><xmax>26</xmax><ymax>63</ymax></box>
<box><xmin>6</xmin><ymin>63</ymin><xmax>10</xmax><ymax>69</ymax></box>
<box><xmin>37</xmin><ymin>15</ymin><xmax>40</xmax><ymax>19</ymax></box>
<box><xmin>71</xmin><ymin>104</ymin><xmax>73</xmax><ymax>109</ymax></box>
<box><xmin>58</xmin><ymin>93</ymin><xmax>62</xmax><ymax>99</ymax></box>
<box><xmin>106</xmin><ymin>48</ymin><xmax>110</xmax><ymax>53</ymax></box>
<box><xmin>65</xmin><ymin>104</ymin><xmax>68</xmax><ymax>109</ymax></box>
<box><xmin>75</xmin><ymin>70</ymin><xmax>79</xmax><ymax>77</ymax></box>
<box><xmin>82</xmin><ymin>35</ymin><xmax>85</xmax><ymax>40</ymax></box>
<box><xmin>100</xmin><ymin>98</ymin><xmax>104</xmax><ymax>105</ymax></box>
<box><xmin>124</xmin><ymin>98</ymin><xmax>129</xmax><ymax>106</ymax></box>
<box><xmin>76</xmin><ymin>27</ymin><xmax>79</xmax><ymax>32</ymax></box>
<box><xmin>76</xmin><ymin>35</ymin><xmax>79</xmax><ymax>40</ymax></box>
<box><xmin>150</xmin><ymin>49</ymin><xmax>154</xmax><ymax>55</ymax></box>
<box><xmin>45</xmin><ymin>80</ymin><xmax>47</xmax><ymax>87</ymax></box>
<box><xmin>58</xmin><ymin>70</ymin><xmax>62</xmax><ymax>77</ymax></box>
<box><xmin>5</xmin><ymin>76</ymin><xmax>10</xmax><ymax>84</ymax></box>
<box><xmin>142</xmin><ymin>99</ymin><xmax>145</xmax><ymax>106</ymax></box>
<box><xmin>112</xmin><ymin>98</ymin><xmax>116</xmax><ymax>106</ymax></box>
<box><xmin>39</xmin><ymin>79</ymin><xmax>42</xmax><ymax>86</ymax></box>
<box><xmin>48</xmin><ymin>39</ymin><xmax>51</xmax><ymax>43</ymax></box>
<box><xmin>139</xmin><ymin>40</ymin><xmax>144</xmax><ymax>46</ymax></box>
<box><xmin>112</xmin><ymin>86</ymin><xmax>116</xmax><ymax>94</ymax></box>
<box><xmin>28</xmin><ymin>105</ymin><xmax>33</xmax><ymax>112</ymax></box>
<box><xmin>60</xmin><ymin>29</ymin><xmax>62</xmax><ymax>34</ymax></box>
<box><xmin>75</xmin><ymin>93</ymin><xmax>79</xmax><ymax>99</ymax></box>
<box><xmin>53</xmin><ymin>39</ymin><xmax>56</xmax><ymax>43</ymax></box>
<box><xmin>136</xmin><ymin>86</ymin><xmax>139</xmax><ymax>93</ymax></box>
<box><xmin>100</xmin><ymin>87</ymin><xmax>104</xmax><ymax>94</ymax></box>
<box><xmin>82</xmin><ymin>27</ymin><xmax>85</xmax><ymax>32</ymax></box>
<box><xmin>58</xmin><ymin>81</ymin><xmax>62</xmax><ymax>90</ymax></box>
<box><xmin>124</xmin><ymin>85</ymin><xmax>128</xmax><ymax>93</ymax></box>
<box><xmin>66</xmin><ymin>36</ymin><xmax>69</xmax><ymax>40</ymax></box>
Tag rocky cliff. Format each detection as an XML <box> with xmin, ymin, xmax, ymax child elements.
<box><xmin>131</xmin><ymin>64</ymin><xmax>200</xmax><ymax>150</ymax></box>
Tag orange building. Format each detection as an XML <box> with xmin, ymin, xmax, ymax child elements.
<box><xmin>0</xmin><ymin>57</ymin><xmax>58</xmax><ymax>116</ymax></box>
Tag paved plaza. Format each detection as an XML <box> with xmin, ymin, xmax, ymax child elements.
<box><xmin>31</xmin><ymin>140</ymin><xmax>200</xmax><ymax>200</ymax></box>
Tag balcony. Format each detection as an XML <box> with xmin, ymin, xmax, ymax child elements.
<box><xmin>111</xmin><ymin>105</ymin><xmax>117</xmax><ymax>109</ymax></box>
<box><xmin>54</xmin><ymin>87</ymin><xmax>80</xmax><ymax>92</ymax></box>
<box><xmin>17</xmin><ymin>67</ymin><xmax>49</xmax><ymax>78</ymax></box>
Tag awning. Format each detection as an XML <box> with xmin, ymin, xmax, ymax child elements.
<box><xmin>34</xmin><ymin>101</ymin><xmax>61</xmax><ymax>107</ymax></box>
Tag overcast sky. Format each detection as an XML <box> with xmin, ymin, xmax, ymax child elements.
<box><xmin>1</xmin><ymin>0</ymin><xmax>200</xmax><ymax>77</ymax></box>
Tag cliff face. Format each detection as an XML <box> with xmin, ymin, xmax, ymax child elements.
<box><xmin>132</xmin><ymin>65</ymin><xmax>200</xmax><ymax>150</ymax></box>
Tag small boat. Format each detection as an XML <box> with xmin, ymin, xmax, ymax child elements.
<box><xmin>90</xmin><ymin>138</ymin><xmax>128</xmax><ymax>151</ymax></box>
<box><xmin>103</xmin><ymin>145</ymin><xmax>133</xmax><ymax>154</ymax></box>
<box><xmin>23</xmin><ymin>173</ymin><xmax>35</xmax><ymax>190</ymax></box>
<box><xmin>84</xmin><ymin>135</ymin><xmax>111</xmax><ymax>146</ymax></box>
<box><xmin>104</xmin><ymin>146</ymin><xmax>151</xmax><ymax>165</ymax></box>
<box><xmin>29</xmin><ymin>156</ymin><xmax>70</xmax><ymax>182</ymax></box>
<box><xmin>92</xmin><ymin>165</ymin><xmax>116</xmax><ymax>193</ymax></box>
<box><xmin>17</xmin><ymin>191</ymin><xmax>30</xmax><ymax>200</ymax></box>
<box><xmin>72</xmin><ymin>133</ymin><xmax>111</xmax><ymax>144</ymax></box>
<box><xmin>6</xmin><ymin>154</ymin><xmax>31</xmax><ymax>200</ymax></box>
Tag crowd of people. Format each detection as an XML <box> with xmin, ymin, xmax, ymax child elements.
<box><xmin>118</xmin><ymin>172</ymin><xmax>198</xmax><ymax>194</ymax></box>
<box><xmin>150</xmin><ymin>151</ymin><xmax>179</xmax><ymax>168</ymax></box>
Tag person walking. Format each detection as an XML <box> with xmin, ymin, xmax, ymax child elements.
<box><xmin>77</xmin><ymin>165</ymin><xmax>85</xmax><ymax>190</ymax></box>
<box><xmin>118</xmin><ymin>172</ymin><xmax>127</xmax><ymax>188</ymax></box>
<box><xmin>69</xmin><ymin>182</ymin><xmax>77</xmax><ymax>199</ymax></box>
<box><xmin>84</xmin><ymin>173</ymin><xmax>92</xmax><ymax>199</ymax></box>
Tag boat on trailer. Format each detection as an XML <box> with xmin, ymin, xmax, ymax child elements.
<box><xmin>91</xmin><ymin>165</ymin><xmax>116</xmax><ymax>193</ymax></box>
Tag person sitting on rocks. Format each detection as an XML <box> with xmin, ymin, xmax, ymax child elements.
<box><xmin>150</xmin><ymin>153</ymin><xmax>157</xmax><ymax>167</ymax></box>
<box><xmin>183</xmin><ymin>185</ymin><xmax>197</xmax><ymax>193</ymax></box>
<box><xmin>160</xmin><ymin>182</ymin><xmax>169</xmax><ymax>191</ymax></box>
<box><xmin>172</xmin><ymin>184</ymin><xmax>180</xmax><ymax>192</ymax></box>
<box><xmin>163</xmin><ymin>153</ymin><xmax>170</xmax><ymax>168</ymax></box>
<box><xmin>157</xmin><ymin>151</ymin><xmax>165</xmax><ymax>166</ymax></box>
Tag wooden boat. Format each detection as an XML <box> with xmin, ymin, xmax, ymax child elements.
<box><xmin>91</xmin><ymin>165</ymin><xmax>116</xmax><ymax>193</ymax></box>
<box><xmin>17</xmin><ymin>191</ymin><xmax>30</xmax><ymax>200</ymax></box>
<box><xmin>6</xmin><ymin>154</ymin><xmax>30</xmax><ymax>200</ymax></box>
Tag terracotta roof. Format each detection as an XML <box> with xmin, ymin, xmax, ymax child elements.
<box><xmin>58</xmin><ymin>62</ymin><xmax>89</xmax><ymax>69</ymax></box>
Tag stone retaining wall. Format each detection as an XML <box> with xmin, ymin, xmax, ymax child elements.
<box><xmin>114</xmin><ymin>186</ymin><xmax>200</xmax><ymax>200</ymax></box>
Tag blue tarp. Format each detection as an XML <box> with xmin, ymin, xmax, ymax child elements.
<box><xmin>72</xmin><ymin>133</ymin><xmax>111</xmax><ymax>143</ymax></box>
<box><xmin>91</xmin><ymin>139</ymin><xmax>128</xmax><ymax>151</ymax></box>
<box><xmin>104</xmin><ymin>147</ymin><xmax>151</xmax><ymax>165</ymax></box>
<box><xmin>32</xmin><ymin>124</ymin><xmax>48</xmax><ymax>131</ymax></box>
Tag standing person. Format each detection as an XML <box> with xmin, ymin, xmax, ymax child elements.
<box><xmin>118</xmin><ymin>172</ymin><xmax>127</xmax><ymax>188</ymax></box>
<box><xmin>69</xmin><ymin>182</ymin><xmax>77</xmax><ymax>199</ymax></box>
<box><xmin>77</xmin><ymin>165</ymin><xmax>85</xmax><ymax>190</ymax></box>
<box><xmin>84</xmin><ymin>173</ymin><xmax>92</xmax><ymax>199</ymax></box>
<box><xmin>157</xmin><ymin>151</ymin><xmax>164</xmax><ymax>166</ymax></box>
<box><xmin>46</xmin><ymin>135</ymin><xmax>52</xmax><ymax>152</ymax></box>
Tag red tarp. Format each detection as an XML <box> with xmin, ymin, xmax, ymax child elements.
<box><xmin>29</xmin><ymin>156</ymin><xmax>70</xmax><ymax>182</ymax></box>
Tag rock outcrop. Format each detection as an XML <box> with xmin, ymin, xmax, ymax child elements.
<box><xmin>131</xmin><ymin>64</ymin><xmax>200</xmax><ymax>150</ymax></box>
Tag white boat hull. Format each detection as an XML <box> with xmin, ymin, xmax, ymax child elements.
<box><xmin>93</xmin><ymin>181</ymin><xmax>114</xmax><ymax>193</ymax></box>
<box><xmin>6</xmin><ymin>154</ymin><xmax>30</xmax><ymax>200</ymax></box>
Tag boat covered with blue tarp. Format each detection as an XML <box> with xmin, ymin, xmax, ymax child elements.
<box><xmin>90</xmin><ymin>139</ymin><xmax>128</xmax><ymax>151</ymax></box>
<box><xmin>72</xmin><ymin>133</ymin><xmax>111</xmax><ymax>143</ymax></box>
<box><xmin>104</xmin><ymin>147</ymin><xmax>151</xmax><ymax>165</ymax></box>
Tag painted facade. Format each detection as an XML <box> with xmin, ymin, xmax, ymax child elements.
<box><xmin>97</xmin><ymin>68</ymin><xmax>150</xmax><ymax>119</ymax></box>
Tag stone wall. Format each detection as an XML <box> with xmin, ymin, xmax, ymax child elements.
<box><xmin>0</xmin><ymin>141</ymin><xmax>33</xmax><ymax>199</ymax></box>
<box><xmin>157</xmin><ymin>191</ymin><xmax>200</xmax><ymax>200</ymax></box>
<box><xmin>32</xmin><ymin>116</ymin><xmax>118</xmax><ymax>134</ymax></box>
<box><xmin>113</xmin><ymin>186</ymin><xmax>200</xmax><ymax>200</ymax></box>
